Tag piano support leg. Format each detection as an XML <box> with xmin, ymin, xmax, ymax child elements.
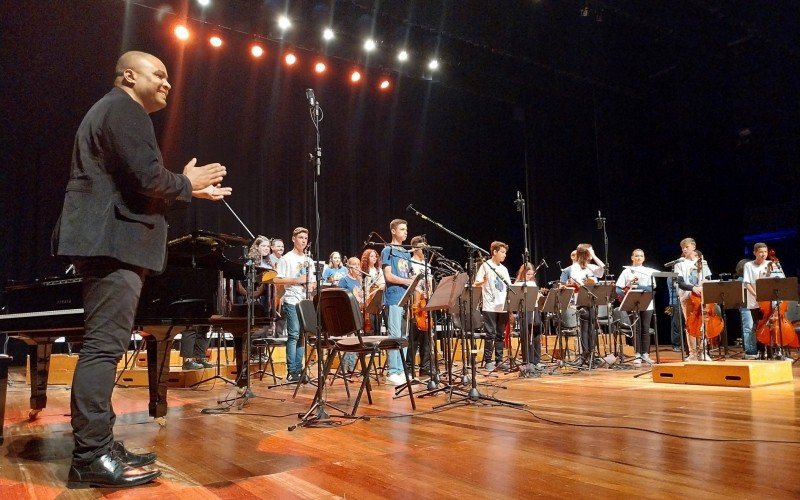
<box><xmin>233</xmin><ymin>334</ymin><xmax>247</xmax><ymax>388</ymax></box>
<box><xmin>0</xmin><ymin>354</ymin><xmax>12</xmax><ymax>445</ymax></box>
<box><xmin>145</xmin><ymin>335</ymin><xmax>174</xmax><ymax>419</ymax></box>
<box><xmin>28</xmin><ymin>343</ymin><xmax>53</xmax><ymax>417</ymax></box>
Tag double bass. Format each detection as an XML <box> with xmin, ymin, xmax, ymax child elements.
<box><xmin>684</xmin><ymin>255</ymin><xmax>724</xmax><ymax>339</ymax></box>
<box><xmin>754</xmin><ymin>251</ymin><xmax>796</xmax><ymax>346</ymax></box>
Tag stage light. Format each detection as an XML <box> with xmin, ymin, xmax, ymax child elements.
<box><xmin>173</xmin><ymin>24</ymin><xmax>190</xmax><ymax>41</ymax></box>
<box><xmin>196</xmin><ymin>0</ymin><xmax>210</xmax><ymax>7</ymax></box>
<box><xmin>350</xmin><ymin>70</ymin><xmax>362</xmax><ymax>83</ymax></box>
<box><xmin>363</xmin><ymin>38</ymin><xmax>376</xmax><ymax>52</ymax></box>
<box><xmin>322</xmin><ymin>27</ymin><xmax>335</xmax><ymax>41</ymax></box>
<box><xmin>379</xmin><ymin>79</ymin><xmax>391</xmax><ymax>90</ymax></box>
<box><xmin>277</xmin><ymin>15</ymin><xmax>292</xmax><ymax>30</ymax></box>
<box><xmin>209</xmin><ymin>35</ymin><xmax>223</xmax><ymax>48</ymax></box>
<box><xmin>250</xmin><ymin>44</ymin><xmax>264</xmax><ymax>58</ymax></box>
<box><xmin>397</xmin><ymin>50</ymin><xmax>409</xmax><ymax>62</ymax></box>
<box><xmin>314</xmin><ymin>62</ymin><xmax>326</xmax><ymax>73</ymax></box>
<box><xmin>284</xmin><ymin>53</ymin><xmax>297</xmax><ymax>65</ymax></box>
<box><xmin>428</xmin><ymin>59</ymin><xmax>439</xmax><ymax>70</ymax></box>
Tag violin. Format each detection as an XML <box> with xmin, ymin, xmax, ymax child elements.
<box><xmin>409</xmin><ymin>269</ymin><xmax>431</xmax><ymax>331</ymax></box>
<box><xmin>684</xmin><ymin>255</ymin><xmax>724</xmax><ymax>339</ymax></box>
<box><xmin>618</xmin><ymin>275</ymin><xmax>639</xmax><ymax>301</ymax></box>
<box><xmin>754</xmin><ymin>250</ymin><xmax>796</xmax><ymax>346</ymax></box>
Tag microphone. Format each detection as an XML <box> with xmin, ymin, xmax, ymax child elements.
<box><xmin>595</xmin><ymin>210</ymin><xmax>604</xmax><ymax>230</ymax></box>
<box><xmin>363</xmin><ymin>231</ymin><xmax>376</xmax><ymax>246</ymax></box>
<box><xmin>305</xmin><ymin>88</ymin><xmax>316</xmax><ymax>107</ymax></box>
<box><xmin>514</xmin><ymin>191</ymin><xmax>524</xmax><ymax>212</ymax></box>
<box><xmin>664</xmin><ymin>257</ymin><xmax>684</xmax><ymax>268</ymax></box>
<box><xmin>540</xmin><ymin>259</ymin><xmax>548</xmax><ymax>269</ymax></box>
<box><xmin>407</xmin><ymin>204</ymin><xmax>428</xmax><ymax>220</ymax></box>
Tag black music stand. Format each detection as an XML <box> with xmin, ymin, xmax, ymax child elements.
<box><xmin>393</xmin><ymin>274</ymin><xmax>424</xmax><ymax>395</ymax></box>
<box><xmin>616</xmin><ymin>290</ymin><xmax>653</xmax><ymax>367</ymax></box>
<box><xmin>702</xmin><ymin>280</ymin><xmax>744</xmax><ymax>358</ymax></box>
<box><xmin>575</xmin><ymin>282</ymin><xmax>615</xmax><ymax>368</ymax></box>
<box><xmin>541</xmin><ymin>288</ymin><xmax>576</xmax><ymax>372</ymax></box>
<box><xmin>755</xmin><ymin>277</ymin><xmax>798</xmax><ymax>359</ymax></box>
<box><xmin>507</xmin><ymin>284</ymin><xmax>539</xmax><ymax>373</ymax></box>
<box><xmin>416</xmin><ymin>273</ymin><xmax>469</xmax><ymax>397</ymax></box>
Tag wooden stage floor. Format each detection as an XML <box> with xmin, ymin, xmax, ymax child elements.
<box><xmin>2</xmin><ymin>348</ymin><xmax>799</xmax><ymax>499</ymax></box>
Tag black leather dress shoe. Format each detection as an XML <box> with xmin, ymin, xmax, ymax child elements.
<box><xmin>67</xmin><ymin>453</ymin><xmax>161</xmax><ymax>489</ymax></box>
<box><xmin>111</xmin><ymin>440</ymin><xmax>157</xmax><ymax>467</ymax></box>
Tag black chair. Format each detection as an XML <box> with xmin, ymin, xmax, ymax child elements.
<box><xmin>292</xmin><ymin>300</ymin><xmax>351</xmax><ymax>400</ymax></box>
<box><xmin>252</xmin><ymin>326</ymin><xmax>288</xmax><ymax>385</ymax></box>
<box><xmin>317</xmin><ymin>288</ymin><xmax>416</xmax><ymax>415</ymax></box>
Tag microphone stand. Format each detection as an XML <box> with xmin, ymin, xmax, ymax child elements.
<box><xmin>516</xmin><ymin>192</ymin><xmax>532</xmax><ymax>376</ymax></box>
<box><xmin>407</xmin><ymin>206</ymin><xmax>522</xmax><ymax>409</ymax></box>
<box><xmin>292</xmin><ymin>92</ymin><xmax>353</xmax><ymax>430</ymax></box>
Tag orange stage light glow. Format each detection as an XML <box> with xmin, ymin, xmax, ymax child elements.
<box><xmin>250</xmin><ymin>44</ymin><xmax>264</xmax><ymax>58</ymax></box>
<box><xmin>379</xmin><ymin>79</ymin><xmax>391</xmax><ymax>90</ymax></box>
<box><xmin>350</xmin><ymin>71</ymin><xmax>362</xmax><ymax>82</ymax></box>
<box><xmin>314</xmin><ymin>62</ymin><xmax>326</xmax><ymax>73</ymax></box>
<box><xmin>284</xmin><ymin>53</ymin><xmax>297</xmax><ymax>65</ymax></box>
<box><xmin>174</xmin><ymin>24</ymin><xmax>190</xmax><ymax>41</ymax></box>
<box><xmin>209</xmin><ymin>36</ymin><xmax>222</xmax><ymax>48</ymax></box>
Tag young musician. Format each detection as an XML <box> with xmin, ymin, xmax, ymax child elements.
<box><xmin>322</xmin><ymin>251</ymin><xmax>347</xmax><ymax>286</ymax></box>
<box><xmin>337</xmin><ymin>257</ymin><xmax>366</xmax><ymax>372</ymax></box>
<box><xmin>566</xmin><ymin>243</ymin><xmax>605</xmax><ymax>365</ymax></box>
<box><xmin>474</xmin><ymin>241</ymin><xmax>512</xmax><ymax>372</ymax></box>
<box><xmin>381</xmin><ymin>219</ymin><xmax>415</xmax><ymax>386</ymax></box>
<box><xmin>274</xmin><ymin>227</ymin><xmax>316</xmax><ymax>382</ymax></box>
<box><xmin>558</xmin><ymin>250</ymin><xmax>577</xmax><ymax>283</ymax></box>
<box><xmin>515</xmin><ymin>263</ymin><xmax>544</xmax><ymax>370</ymax></box>
<box><xmin>269</xmin><ymin>238</ymin><xmax>286</xmax><ymax>336</ymax></box>
<box><xmin>673</xmin><ymin>238</ymin><xmax>711</xmax><ymax>361</ymax></box>
<box><xmin>735</xmin><ymin>259</ymin><xmax>756</xmax><ymax>359</ymax></box>
<box><xmin>409</xmin><ymin>236</ymin><xmax>433</xmax><ymax>376</ymax></box>
<box><xmin>615</xmin><ymin>249</ymin><xmax>656</xmax><ymax>365</ymax></box>
<box><xmin>360</xmin><ymin>249</ymin><xmax>385</xmax><ymax>332</ymax></box>
<box><xmin>743</xmin><ymin>242</ymin><xmax>785</xmax><ymax>358</ymax></box>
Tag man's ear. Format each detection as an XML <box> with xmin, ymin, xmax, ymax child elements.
<box><xmin>121</xmin><ymin>68</ymin><xmax>136</xmax><ymax>87</ymax></box>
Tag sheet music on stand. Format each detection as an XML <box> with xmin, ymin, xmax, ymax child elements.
<box><xmin>425</xmin><ymin>273</ymin><xmax>469</xmax><ymax>312</ymax></box>
<box><xmin>506</xmin><ymin>285</ymin><xmax>539</xmax><ymax>312</ymax></box>
<box><xmin>397</xmin><ymin>274</ymin><xmax>424</xmax><ymax>309</ymax></box>
<box><xmin>540</xmin><ymin>288</ymin><xmax>573</xmax><ymax>314</ymax></box>
<box><xmin>755</xmin><ymin>277</ymin><xmax>798</xmax><ymax>302</ymax></box>
<box><xmin>702</xmin><ymin>280</ymin><xmax>745</xmax><ymax>309</ymax></box>
<box><xmin>575</xmin><ymin>282</ymin><xmax>615</xmax><ymax>307</ymax></box>
<box><xmin>619</xmin><ymin>290</ymin><xmax>653</xmax><ymax>312</ymax></box>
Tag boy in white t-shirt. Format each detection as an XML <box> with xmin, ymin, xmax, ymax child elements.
<box><xmin>474</xmin><ymin>241</ymin><xmax>512</xmax><ymax>371</ymax></box>
<box><xmin>743</xmin><ymin>242</ymin><xmax>785</xmax><ymax>358</ymax></box>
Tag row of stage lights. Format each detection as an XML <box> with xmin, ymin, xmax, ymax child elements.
<box><xmin>171</xmin><ymin>10</ymin><xmax>441</xmax><ymax>91</ymax></box>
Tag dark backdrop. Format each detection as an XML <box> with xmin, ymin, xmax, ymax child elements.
<box><xmin>2</xmin><ymin>1</ymin><xmax>798</xmax><ymax>345</ymax></box>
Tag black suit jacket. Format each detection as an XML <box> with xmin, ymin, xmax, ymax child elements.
<box><xmin>53</xmin><ymin>88</ymin><xmax>192</xmax><ymax>273</ymax></box>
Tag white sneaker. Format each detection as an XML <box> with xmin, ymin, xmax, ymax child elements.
<box><xmin>642</xmin><ymin>353</ymin><xmax>653</xmax><ymax>364</ymax></box>
<box><xmin>386</xmin><ymin>373</ymin><xmax>406</xmax><ymax>386</ymax></box>
<box><xmin>633</xmin><ymin>355</ymin><xmax>642</xmax><ymax>365</ymax></box>
<box><xmin>699</xmin><ymin>352</ymin><xmax>712</xmax><ymax>361</ymax></box>
<box><xmin>685</xmin><ymin>354</ymin><xmax>698</xmax><ymax>361</ymax></box>
<box><xmin>743</xmin><ymin>354</ymin><xmax>759</xmax><ymax>360</ymax></box>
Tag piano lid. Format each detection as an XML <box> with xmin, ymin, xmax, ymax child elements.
<box><xmin>167</xmin><ymin>230</ymin><xmax>250</xmax><ymax>279</ymax></box>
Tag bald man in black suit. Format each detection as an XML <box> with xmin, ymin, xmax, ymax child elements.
<box><xmin>53</xmin><ymin>51</ymin><xmax>231</xmax><ymax>488</ymax></box>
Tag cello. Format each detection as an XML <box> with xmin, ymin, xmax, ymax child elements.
<box><xmin>754</xmin><ymin>250</ymin><xmax>796</xmax><ymax>346</ymax></box>
<box><xmin>684</xmin><ymin>255</ymin><xmax>724</xmax><ymax>340</ymax></box>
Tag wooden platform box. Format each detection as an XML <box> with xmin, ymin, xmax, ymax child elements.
<box><xmin>652</xmin><ymin>360</ymin><xmax>794</xmax><ymax>388</ymax></box>
<box><xmin>115</xmin><ymin>364</ymin><xmax>242</xmax><ymax>388</ymax></box>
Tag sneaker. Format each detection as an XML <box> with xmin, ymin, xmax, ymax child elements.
<box><xmin>497</xmin><ymin>362</ymin><xmax>510</xmax><ymax>372</ymax></box>
<box><xmin>685</xmin><ymin>354</ymin><xmax>697</xmax><ymax>362</ymax></box>
<box><xmin>182</xmin><ymin>359</ymin><xmax>203</xmax><ymax>370</ymax></box>
<box><xmin>197</xmin><ymin>358</ymin><xmax>213</xmax><ymax>368</ymax></box>
<box><xmin>743</xmin><ymin>354</ymin><xmax>759</xmax><ymax>360</ymax></box>
<box><xmin>533</xmin><ymin>362</ymin><xmax>546</xmax><ymax>370</ymax></box>
<box><xmin>633</xmin><ymin>355</ymin><xmax>642</xmax><ymax>366</ymax></box>
<box><xmin>286</xmin><ymin>373</ymin><xmax>300</xmax><ymax>383</ymax></box>
<box><xmin>386</xmin><ymin>373</ymin><xmax>406</xmax><ymax>386</ymax></box>
<box><xmin>699</xmin><ymin>352</ymin><xmax>712</xmax><ymax>361</ymax></box>
<box><xmin>642</xmin><ymin>353</ymin><xmax>653</xmax><ymax>364</ymax></box>
<box><xmin>672</xmin><ymin>346</ymin><xmax>682</xmax><ymax>352</ymax></box>
<box><xmin>484</xmin><ymin>362</ymin><xmax>496</xmax><ymax>372</ymax></box>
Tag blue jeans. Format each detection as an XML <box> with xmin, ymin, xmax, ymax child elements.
<box><xmin>282</xmin><ymin>302</ymin><xmax>304</xmax><ymax>375</ymax></box>
<box><xmin>386</xmin><ymin>305</ymin><xmax>406</xmax><ymax>376</ymax></box>
<box><xmin>741</xmin><ymin>308</ymin><xmax>756</xmax><ymax>355</ymax></box>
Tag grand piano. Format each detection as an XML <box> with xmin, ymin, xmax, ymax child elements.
<box><xmin>0</xmin><ymin>230</ymin><xmax>264</xmax><ymax>445</ymax></box>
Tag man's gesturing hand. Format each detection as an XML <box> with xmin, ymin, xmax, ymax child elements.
<box><xmin>183</xmin><ymin>158</ymin><xmax>227</xmax><ymax>190</ymax></box>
